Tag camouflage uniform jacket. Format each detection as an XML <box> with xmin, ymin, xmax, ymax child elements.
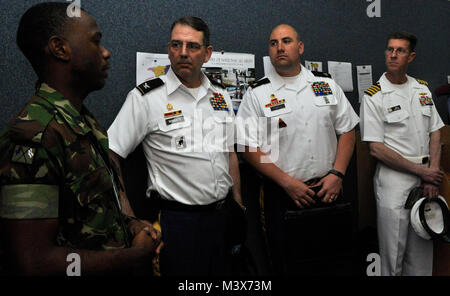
<box><xmin>0</xmin><ymin>83</ymin><xmax>131</xmax><ymax>250</ymax></box>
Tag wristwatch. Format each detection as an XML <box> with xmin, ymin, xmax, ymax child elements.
<box><xmin>328</xmin><ymin>169</ymin><xmax>345</xmax><ymax>179</ymax></box>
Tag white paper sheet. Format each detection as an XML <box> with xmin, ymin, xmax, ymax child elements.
<box><xmin>327</xmin><ymin>61</ymin><xmax>353</xmax><ymax>92</ymax></box>
<box><xmin>136</xmin><ymin>52</ymin><xmax>170</xmax><ymax>85</ymax></box>
<box><xmin>356</xmin><ymin>65</ymin><xmax>373</xmax><ymax>102</ymax></box>
<box><xmin>263</xmin><ymin>56</ymin><xmax>274</xmax><ymax>77</ymax></box>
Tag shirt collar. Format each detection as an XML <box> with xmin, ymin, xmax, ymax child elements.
<box><xmin>165</xmin><ymin>66</ymin><xmax>212</xmax><ymax>96</ymax></box>
<box><xmin>37</xmin><ymin>83</ymin><xmax>92</xmax><ymax>135</ymax></box>
<box><xmin>268</xmin><ymin>64</ymin><xmax>311</xmax><ymax>92</ymax></box>
<box><xmin>379</xmin><ymin>72</ymin><xmax>420</xmax><ymax>94</ymax></box>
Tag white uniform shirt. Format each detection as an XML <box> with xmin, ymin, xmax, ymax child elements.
<box><xmin>360</xmin><ymin>73</ymin><xmax>444</xmax><ymax>157</ymax></box>
<box><xmin>236</xmin><ymin>65</ymin><xmax>359</xmax><ymax>181</ymax></box>
<box><xmin>108</xmin><ymin>67</ymin><xmax>235</xmax><ymax>205</ymax></box>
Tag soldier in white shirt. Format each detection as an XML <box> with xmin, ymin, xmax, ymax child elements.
<box><xmin>108</xmin><ymin>17</ymin><xmax>243</xmax><ymax>276</ymax></box>
<box><xmin>360</xmin><ymin>31</ymin><xmax>444</xmax><ymax>276</ymax></box>
<box><xmin>236</xmin><ymin>24</ymin><xmax>359</xmax><ymax>274</ymax></box>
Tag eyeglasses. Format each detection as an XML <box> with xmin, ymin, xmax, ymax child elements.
<box><xmin>168</xmin><ymin>40</ymin><xmax>204</xmax><ymax>51</ymax></box>
<box><xmin>385</xmin><ymin>47</ymin><xmax>410</xmax><ymax>56</ymax></box>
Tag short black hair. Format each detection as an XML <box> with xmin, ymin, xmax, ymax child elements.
<box><xmin>16</xmin><ymin>2</ymin><xmax>83</xmax><ymax>76</ymax></box>
<box><xmin>387</xmin><ymin>31</ymin><xmax>418</xmax><ymax>52</ymax></box>
<box><xmin>170</xmin><ymin>16</ymin><xmax>210</xmax><ymax>46</ymax></box>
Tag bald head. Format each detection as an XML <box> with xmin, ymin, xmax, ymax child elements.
<box><xmin>270</xmin><ymin>24</ymin><xmax>300</xmax><ymax>42</ymax></box>
<box><xmin>268</xmin><ymin>24</ymin><xmax>304</xmax><ymax>76</ymax></box>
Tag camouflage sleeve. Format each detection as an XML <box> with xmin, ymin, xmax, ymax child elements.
<box><xmin>0</xmin><ymin>142</ymin><xmax>61</xmax><ymax>219</ymax></box>
<box><xmin>0</xmin><ymin>184</ymin><xmax>58</xmax><ymax>219</ymax></box>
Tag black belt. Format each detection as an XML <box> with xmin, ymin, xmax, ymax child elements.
<box><xmin>159</xmin><ymin>197</ymin><xmax>227</xmax><ymax>212</ymax></box>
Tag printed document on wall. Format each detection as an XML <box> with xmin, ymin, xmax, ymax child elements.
<box><xmin>356</xmin><ymin>65</ymin><xmax>373</xmax><ymax>102</ymax></box>
<box><xmin>136</xmin><ymin>52</ymin><xmax>170</xmax><ymax>85</ymax></box>
<box><xmin>327</xmin><ymin>61</ymin><xmax>353</xmax><ymax>92</ymax></box>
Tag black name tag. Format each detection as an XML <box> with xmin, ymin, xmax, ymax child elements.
<box><xmin>166</xmin><ymin>116</ymin><xmax>184</xmax><ymax>125</ymax></box>
<box><xmin>271</xmin><ymin>104</ymin><xmax>286</xmax><ymax>111</ymax></box>
<box><xmin>388</xmin><ymin>105</ymin><xmax>401</xmax><ymax>113</ymax></box>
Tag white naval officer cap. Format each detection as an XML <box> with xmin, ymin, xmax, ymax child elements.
<box><xmin>410</xmin><ymin>195</ymin><xmax>450</xmax><ymax>243</ymax></box>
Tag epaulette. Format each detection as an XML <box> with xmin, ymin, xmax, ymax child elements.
<box><xmin>416</xmin><ymin>78</ymin><xmax>428</xmax><ymax>86</ymax></box>
<box><xmin>136</xmin><ymin>78</ymin><xmax>164</xmax><ymax>95</ymax></box>
<box><xmin>250</xmin><ymin>78</ymin><xmax>270</xmax><ymax>89</ymax></box>
<box><xmin>207</xmin><ymin>76</ymin><xmax>226</xmax><ymax>89</ymax></box>
<box><xmin>311</xmin><ymin>71</ymin><xmax>332</xmax><ymax>78</ymax></box>
<box><xmin>364</xmin><ymin>82</ymin><xmax>381</xmax><ymax>96</ymax></box>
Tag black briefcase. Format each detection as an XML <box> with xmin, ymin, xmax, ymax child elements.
<box><xmin>283</xmin><ymin>202</ymin><xmax>354</xmax><ymax>275</ymax></box>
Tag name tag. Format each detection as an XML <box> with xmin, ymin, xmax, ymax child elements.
<box><xmin>164</xmin><ymin>110</ymin><xmax>184</xmax><ymax>125</ymax></box>
<box><xmin>387</xmin><ymin>105</ymin><xmax>401</xmax><ymax>113</ymax></box>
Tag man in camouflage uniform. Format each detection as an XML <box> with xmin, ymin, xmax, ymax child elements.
<box><xmin>0</xmin><ymin>2</ymin><xmax>161</xmax><ymax>275</ymax></box>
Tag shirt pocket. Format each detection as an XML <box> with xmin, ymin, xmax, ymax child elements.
<box><xmin>420</xmin><ymin>106</ymin><xmax>432</xmax><ymax>132</ymax></box>
<box><xmin>384</xmin><ymin>109</ymin><xmax>410</xmax><ymax>137</ymax></box>
<box><xmin>214</xmin><ymin>116</ymin><xmax>235</xmax><ymax>148</ymax></box>
<box><xmin>156</xmin><ymin>116</ymin><xmax>193</xmax><ymax>151</ymax></box>
<box><xmin>157</xmin><ymin>115</ymin><xmax>192</xmax><ymax>132</ymax></box>
<box><xmin>420</xmin><ymin>106</ymin><xmax>432</xmax><ymax>117</ymax></box>
<box><xmin>262</xmin><ymin>102</ymin><xmax>293</xmax><ymax>117</ymax></box>
<box><xmin>313</xmin><ymin>95</ymin><xmax>338</xmax><ymax>107</ymax></box>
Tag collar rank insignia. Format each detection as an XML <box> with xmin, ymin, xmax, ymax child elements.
<box><xmin>12</xmin><ymin>145</ymin><xmax>36</xmax><ymax>164</ymax></box>
<box><xmin>265</xmin><ymin>94</ymin><xmax>286</xmax><ymax>111</ymax></box>
<box><xmin>419</xmin><ymin>96</ymin><xmax>433</xmax><ymax>106</ymax></box>
<box><xmin>210</xmin><ymin>92</ymin><xmax>229</xmax><ymax>111</ymax></box>
<box><xmin>388</xmin><ymin>105</ymin><xmax>401</xmax><ymax>113</ymax></box>
<box><xmin>312</xmin><ymin>82</ymin><xmax>333</xmax><ymax>96</ymax></box>
<box><xmin>164</xmin><ymin>110</ymin><xmax>184</xmax><ymax>125</ymax></box>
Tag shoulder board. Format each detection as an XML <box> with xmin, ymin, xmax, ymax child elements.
<box><xmin>416</xmin><ymin>78</ymin><xmax>428</xmax><ymax>86</ymax></box>
<box><xmin>207</xmin><ymin>76</ymin><xmax>226</xmax><ymax>89</ymax></box>
<box><xmin>311</xmin><ymin>71</ymin><xmax>332</xmax><ymax>78</ymax></box>
<box><xmin>136</xmin><ymin>78</ymin><xmax>164</xmax><ymax>95</ymax></box>
<box><xmin>250</xmin><ymin>78</ymin><xmax>270</xmax><ymax>89</ymax></box>
<box><xmin>364</xmin><ymin>82</ymin><xmax>381</xmax><ymax>96</ymax></box>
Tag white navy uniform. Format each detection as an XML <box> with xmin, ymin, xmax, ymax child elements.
<box><xmin>108</xmin><ymin>67</ymin><xmax>235</xmax><ymax>205</ymax></box>
<box><xmin>360</xmin><ymin>73</ymin><xmax>444</xmax><ymax>275</ymax></box>
<box><xmin>236</xmin><ymin>65</ymin><xmax>359</xmax><ymax>180</ymax></box>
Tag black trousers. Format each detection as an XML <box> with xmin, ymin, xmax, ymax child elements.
<box><xmin>159</xmin><ymin>198</ymin><xmax>231</xmax><ymax>276</ymax></box>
